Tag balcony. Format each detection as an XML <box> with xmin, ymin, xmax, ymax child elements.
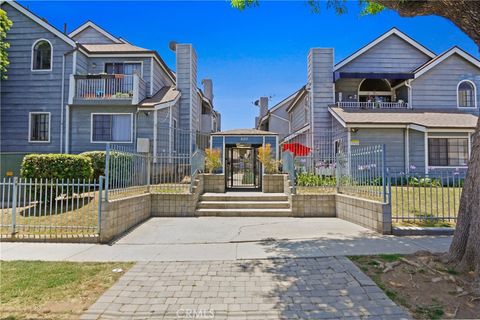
<box><xmin>333</xmin><ymin>101</ymin><xmax>409</xmax><ymax>109</ymax></box>
<box><xmin>69</xmin><ymin>74</ymin><xmax>147</xmax><ymax>105</ymax></box>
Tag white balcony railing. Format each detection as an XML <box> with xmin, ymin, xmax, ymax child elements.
<box><xmin>334</xmin><ymin>101</ymin><xmax>409</xmax><ymax>109</ymax></box>
<box><xmin>69</xmin><ymin>74</ymin><xmax>147</xmax><ymax>104</ymax></box>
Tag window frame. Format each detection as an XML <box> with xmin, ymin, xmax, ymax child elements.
<box><xmin>31</xmin><ymin>39</ymin><xmax>53</xmax><ymax>72</ymax></box>
<box><xmin>90</xmin><ymin>113</ymin><xmax>134</xmax><ymax>144</ymax></box>
<box><xmin>103</xmin><ymin>61</ymin><xmax>144</xmax><ymax>77</ymax></box>
<box><xmin>456</xmin><ymin>80</ymin><xmax>477</xmax><ymax>109</ymax></box>
<box><xmin>28</xmin><ymin>112</ymin><xmax>51</xmax><ymax>143</ymax></box>
<box><xmin>427</xmin><ymin>137</ymin><xmax>469</xmax><ymax>168</ymax></box>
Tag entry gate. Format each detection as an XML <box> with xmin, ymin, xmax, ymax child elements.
<box><xmin>225</xmin><ymin>147</ymin><xmax>261</xmax><ymax>190</ymax></box>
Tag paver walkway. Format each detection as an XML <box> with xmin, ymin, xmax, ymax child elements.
<box><xmin>82</xmin><ymin>257</ymin><xmax>410</xmax><ymax>320</ymax></box>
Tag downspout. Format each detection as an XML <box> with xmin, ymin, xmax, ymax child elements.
<box><xmin>60</xmin><ymin>54</ymin><xmax>65</xmax><ymax>153</ymax></box>
<box><xmin>62</xmin><ymin>47</ymin><xmax>78</xmax><ymax>154</ymax></box>
<box><xmin>405</xmin><ymin>80</ymin><xmax>412</xmax><ymax>109</ymax></box>
<box><xmin>405</xmin><ymin>125</ymin><xmax>410</xmax><ymax>173</ymax></box>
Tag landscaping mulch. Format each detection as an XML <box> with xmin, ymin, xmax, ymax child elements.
<box><xmin>350</xmin><ymin>252</ymin><xmax>480</xmax><ymax>319</ymax></box>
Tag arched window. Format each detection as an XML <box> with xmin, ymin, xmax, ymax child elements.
<box><xmin>358</xmin><ymin>79</ymin><xmax>392</xmax><ymax>102</ymax></box>
<box><xmin>32</xmin><ymin>39</ymin><xmax>52</xmax><ymax>71</ymax></box>
<box><xmin>457</xmin><ymin>80</ymin><xmax>476</xmax><ymax>108</ymax></box>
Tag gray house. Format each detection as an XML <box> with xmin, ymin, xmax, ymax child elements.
<box><xmin>0</xmin><ymin>1</ymin><xmax>220</xmax><ymax>175</ymax></box>
<box><xmin>257</xmin><ymin>28</ymin><xmax>479</xmax><ymax>174</ymax></box>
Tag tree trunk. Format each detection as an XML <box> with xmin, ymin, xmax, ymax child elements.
<box><xmin>372</xmin><ymin>0</ymin><xmax>480</xmax><ymax>288</ymax></box>
<box><xmin>446</xmin><ymin>118</ymin><xmax>480</xmax><ymax>290</ymax></box>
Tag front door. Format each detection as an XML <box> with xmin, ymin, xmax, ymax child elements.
<box><xmin>225</xmin><ymin>147</ymin><xmax>261</xmax><ymax>190</ymax></box>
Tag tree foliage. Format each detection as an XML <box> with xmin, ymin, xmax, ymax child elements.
<box><xmin>0</xmin><ymin>7</ymin><xmax>12</xmax><ymax>80</ymax></box>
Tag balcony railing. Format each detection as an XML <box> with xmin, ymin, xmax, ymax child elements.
<box><xmin>333</xmin><ymin>101</ymin><xmax>409</xmax><ymax>109</ymax></box>
<box><xmin>69</xmin><ymin>74</ymin><xmax>147</xmax><ymax>105</ymax></box>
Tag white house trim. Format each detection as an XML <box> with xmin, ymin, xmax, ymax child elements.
<box><xmin>456</xmin><ymin>79</ymin><xmax>478</xmax><ymax>109</ymax></box>
<box><xmin>2</xmin><ymin>1</ymin><xmax>76</xmax><ymax>47</ymax></box>
<box><xmin>414</xmin><ymin>47</ymin><xmax>480</xmax><ymax>79</ymax></box>
<box><xmin>28</xmin><ymin>112</ymin><xmax>51</xmax><ymax>143</ymax></box>
<box><xmin>334</xmin><ymin>28</ymin><xmax>435</xmax><ymax>71</ymax></box>
<box><xmin>328</xmin><ymin>108</ymin><xmax>347</xmax><ymax>127</ymax></box>
<box><xmin>68</xmin><ymin>21</ymin><xmax>122</xmax><ymax>43</ymax></box>
<box><xmin>31</xmin><ymin>39</ymin><xmax>53</xmax><ymax>72</ymax></box>
<box><xmin>283</xmin><ymin>125</ymin><xmax>311</xmax><ymax>142</ymax></box>
<box><xmin>90</xmin><ymin>113</ymin><xmax>133</xmax><ymax>144</ymax></box>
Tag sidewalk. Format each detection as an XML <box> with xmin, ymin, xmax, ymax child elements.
<box><xmin>1</xmin><ymin>218</ymin><xmax>452</xmax><ymax>262</ymax></box>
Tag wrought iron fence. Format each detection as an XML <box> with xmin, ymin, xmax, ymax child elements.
<box><xmin>105</xmin><ymin>144</ymin><xmax>150</xmax><ymax>200</ymax></box>
<box><xmin>389</xmin><ymin>171</ymin><xmax>463</xmax><ymax>224</ymax></box>
<box><xmin>337</xmin><ymin>145</ymin><xmax>387</xmax><ymax>202</ymax></box>
<box><xmin>0</xmin><ymin>177</ymin><xmax>101</xmax><ymax>239</ymax></box>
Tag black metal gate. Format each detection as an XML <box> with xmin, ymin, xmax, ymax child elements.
<box><xmin>225</xmin><ymin>147</ymin><xmax>261</xmax><ymax>190</ymax></box>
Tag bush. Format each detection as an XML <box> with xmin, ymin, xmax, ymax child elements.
<box><xmin>21</xmin><ymin>154</ymin><xmax>93</xmax><ymax>180</ymax></box>
<box><xmin>80</xmin><ymin>151</ymin><xmax>106</xmax><ymax>180</ymax></box>
<box><xmin>204</xmin><ymin>148</ymin><xmax>222</xmax><ymax>173</ymax></box>
<box><xmin>296</xmin><ymin>172</ymin><xmax>336</xmax><ymax>187</ymax></box>
<box><xmin>257</xmin><ymin>144</ymin><xmax>281</xmax><ymax>174</ymax></box>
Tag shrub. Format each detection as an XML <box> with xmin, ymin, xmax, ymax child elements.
<box><xmin>296</xmin><ymin>172</ymin><xmax>336</xmax><ymax>187</ymax></box>
<box><xmin>21</xmin><ymin>154</ymin><xmax>93</xmax><ymax>180</ymax></box>
<box><xmin>204</xmin><ymin>148</ymin><xmax>222</xmax><ymax>173</ymax></box>
<box><xmin>80</xmin><ymin>151</ymin><xmax>106</xmax><ymax>180</ymax></box>
<box><xmin>257</xmin><ymin>144</ymin><xmax>281</xmax><ymax>174</ymax></box>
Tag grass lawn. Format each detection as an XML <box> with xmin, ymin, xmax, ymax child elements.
<box><xmin>391</xmin><ymin>186</ymin><xmax>461</xmax><ymax>227</ymax></box>
<box><xmin>0</xmin><ymin>261</ymin><xmax>133</xmax><ymax>319</ymax></box>
<box><xmin>297</xmin><ymin>185</ymin><xmax>460</xmax><ymax>227</ymax></box>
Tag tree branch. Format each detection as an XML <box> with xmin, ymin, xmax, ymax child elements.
<box><xmin>372</xmin><ymin>0</ymin><xmax>480</xmax><ymax>47</ymax></box>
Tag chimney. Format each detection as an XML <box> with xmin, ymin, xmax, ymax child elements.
<box><xmin>307</xmin><ymin>48</ymin><xmax>334</xmax><ymax>136</ymax></box>
<box><xmin>201</xmin><ymin>79</ymin><xmax>213</xmax><ymax>103</ymax></box>
<box><xmin>256</xmin><ymin>96</ymin><xmax>269</xmax><ymax>119</ymax></box>
<box><xmin>176</xmin><ymin>44</ymin><xmax>199</xmax><ymax>153</ymax></box>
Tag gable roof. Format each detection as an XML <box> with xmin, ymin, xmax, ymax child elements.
<box><xmin>334</xmin><ymin>28</ymin><xmax>436</xmax><ymax>71</ymax></box>
<box><xmin>80</xmin><ymin>43</ymin><xmax>152</xmax><ymax>53</ymax></box>
<box><xmin>1</xmin><ymin>0</ymin><xmax>76</xmax><ymax>47</ymax></box>
<box><xmin>69</xmin><ymin>21</ymin><xmax>122</xmax><ymax>44</ymax></box>
<box><xmin>286</xmin><ymin>86</ymin><xmax>308</xmax><ymax>113</ymax></box>
<box><xmin>413</xmin><ymin>46</ymin><xmax>480</xmax><ymax>78</ymax></box>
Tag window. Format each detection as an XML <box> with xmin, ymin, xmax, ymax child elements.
<box><xmin>104</xmin><ymin>62</ymin><xmax>141</xmax><ymax>75</ymax></box>
<box><xmin>457</xmin><ymin>80</ymin><xmax>476</xmax><ymax>108</ymax></box>
<box><xmin>32</xmin><ymin>40</ymin><xmax>52</xmax><ymax>70</ymax></box>
<box><xmin>334</xmin><ymin>139</ymin><xmax>343</xmax><ymax>155</ymax></box>
<box><xmin>428</xmin><ymin>138</ymin><xmax>468</xmax><ymax>167</ymax></box>
<box><xmin>29</xmin><ymin>112</ymin><xmax>50</xmax><ymax>142</ymax></box>
<box><xmin>91</xmin><ymin>114</ymin><xmax>132</xmax><ymax>143</ymax></box>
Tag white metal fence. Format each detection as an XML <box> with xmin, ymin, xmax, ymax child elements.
<box><xmin>334</xmin><ymin>101</ymin><xmax>409</xmax><ymax>109</ymax></box>
<box><xmin>0</xmin><ymin>177</ymin><xmax>102</xmax><ymax>239</ymax></box>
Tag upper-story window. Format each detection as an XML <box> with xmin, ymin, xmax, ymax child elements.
<box><xmin>457</xmin><ymin>80</ymin><xmax>477</xmax><ymax>108</ymax></box>
<box><xmin>32</xmin><ymin>39</ymin><xmax>52</xmax><ymax>71</ymax></box>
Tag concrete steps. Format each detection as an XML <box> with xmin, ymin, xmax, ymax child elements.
<box><xmin>196</xmin><ymin>193</ymin><xmax>292</xmax><ymax>217</ymax></box>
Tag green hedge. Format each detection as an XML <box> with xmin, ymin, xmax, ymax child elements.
<box><xmin>21</xmin><ymin>154</ymin><xmax>93</xmax><ymax>180</ymax></box>
<box><xmin>80</xmin><ymin>151</ymin><xmax>134</xmax><ymax>181</ymax></box>
<box><xmin>80</xmin><ymin>151</ymin><xmax>106</xmax><ymax>180</ymax></box>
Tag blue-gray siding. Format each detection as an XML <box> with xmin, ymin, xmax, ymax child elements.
<box><xmin>337</xmin><ymin>34</ymin><xmax>431</xmax><ymax>73</ymax></box>
<box><xmin>411</xmin><ymin>54</ymin><xmax>480</xmax><ymax>114</ymax></box>
<box><xmin>351</xmin><ymin>128</ymin><xmax>405</xmax><ymax>172</ymax></box>
<box><xmin>71</xmin><ymin>26</ymin><xmax>116</xmax><ymax>44</ymax></box>
<box><xmin>0</xmin><ymin>2</ymin><xmax>74</xmax><ymax>154</ymax></box>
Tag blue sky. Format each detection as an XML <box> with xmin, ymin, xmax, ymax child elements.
<box><xmin>23</xmin><ymin>1</ymin><xmax>479</xmax><ymax>129</ymax></box>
